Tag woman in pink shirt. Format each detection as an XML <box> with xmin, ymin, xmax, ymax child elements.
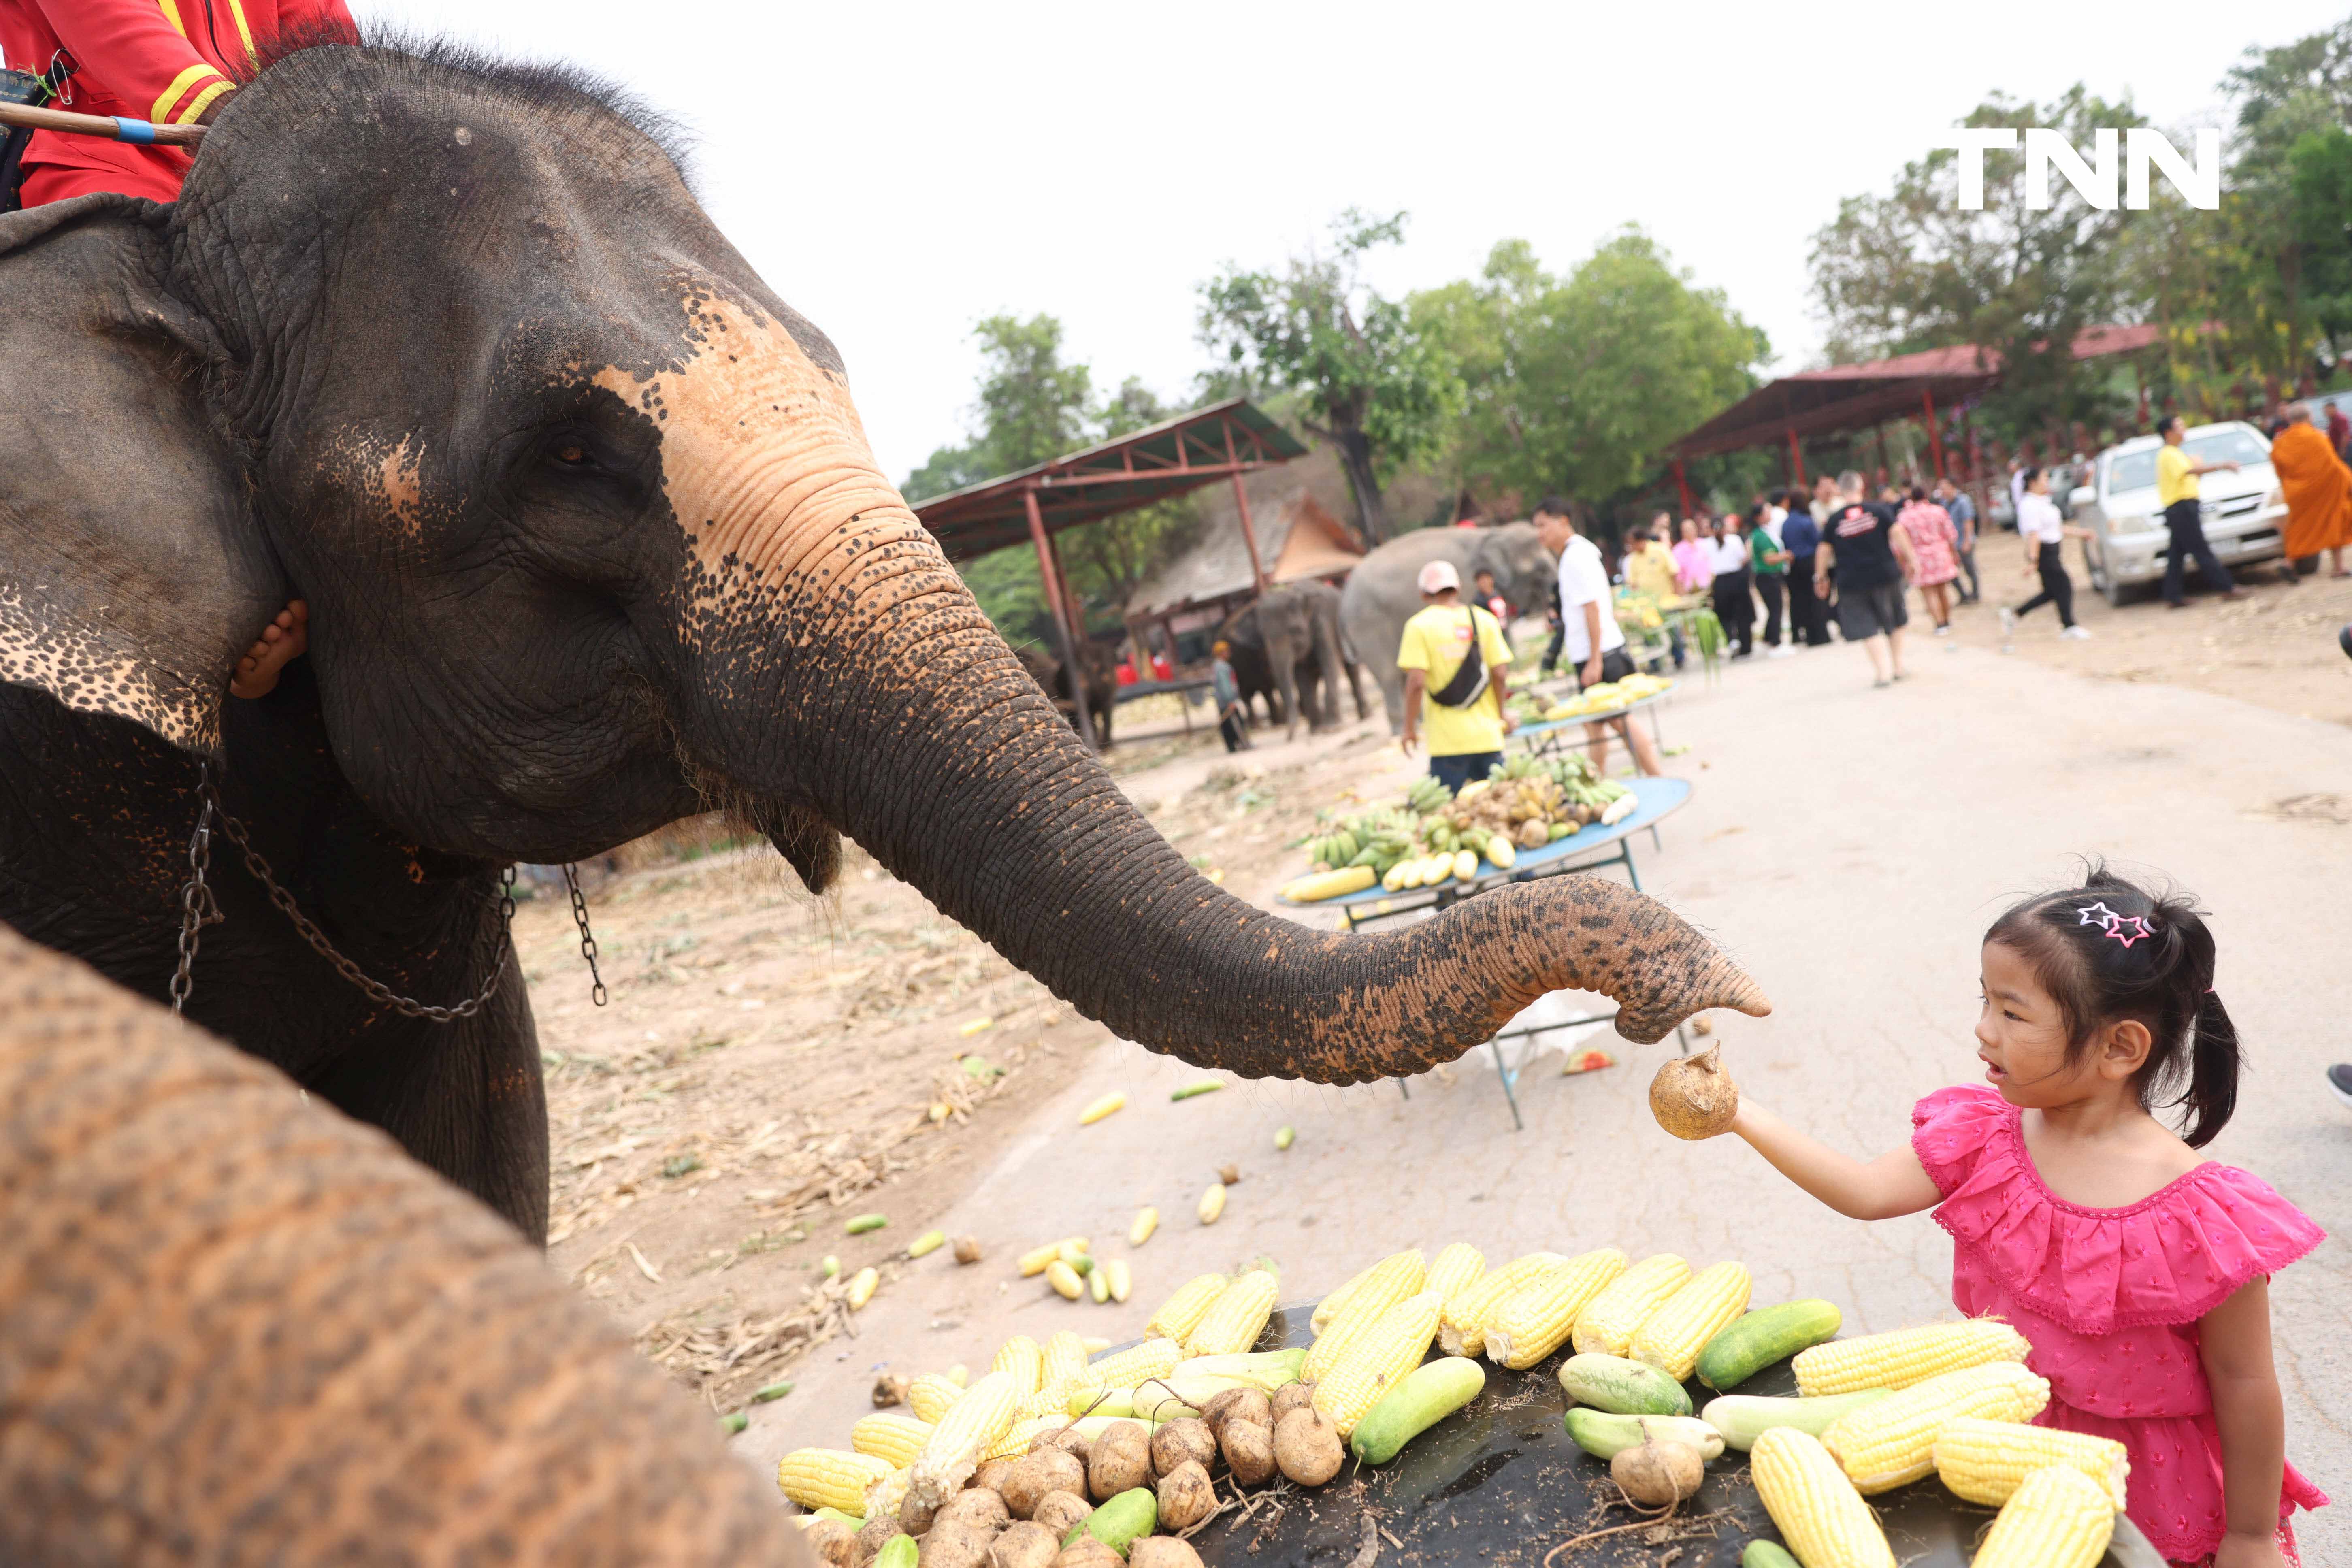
<box><xmin>1671</xmin><ymin>516</ymin><xmax>1715</xmax><ymax>594</ymax></box>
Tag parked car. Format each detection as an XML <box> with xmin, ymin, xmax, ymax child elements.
<box><xmin>2070</xmin><ymin>422</ymin><xmax>2286</xmax><ymax>605</ymax></box>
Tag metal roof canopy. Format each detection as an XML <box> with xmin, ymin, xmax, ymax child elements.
<box><xmin>911</xmin><ymin>398</ymin><xmax>1308</xmax><ymax>752</ymax></box>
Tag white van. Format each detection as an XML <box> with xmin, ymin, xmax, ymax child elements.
<box><xmin>2073</xmin><ymin>422</ymin><xmax>2285</xmax><ymax>605</ymax></box>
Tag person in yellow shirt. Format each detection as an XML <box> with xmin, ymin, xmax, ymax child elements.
<box><xmin>1621</xmin><ymin>512</ymin><xmax>1680</xmax><ymax>600</ymax></box>
<box><xmin>2154</xmin><ymin>413</ymin><xmax>2244</xmax><ymax>608</ymax></box>
<box><xmin>1396</xmin><ymin>559</ymin><xmax>1517</xmax><ymax>792</ymax></box>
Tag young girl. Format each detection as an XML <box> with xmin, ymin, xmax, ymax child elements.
<box><xmin>1719</xmin><ymin>867</ymin><xmax>2326</xmax><ymax>1567</ymax></box>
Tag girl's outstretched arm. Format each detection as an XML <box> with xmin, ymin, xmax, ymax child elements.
<box><xmin>2202</xmin><ymin>1277</ymin><xmax>2289</xmax><ymax>1568</ymax></box>
<box><xmin>1728</xmin><ymin>1101</ymin><xmax>1942</xmax><ymax>1220</ymax></box>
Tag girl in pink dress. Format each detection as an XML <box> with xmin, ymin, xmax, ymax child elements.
<box><xmin>1897</xmin><ymin>484</ymin><xmax>1962</xmax><ymax>634</ymax></box>
<box><xmin>1715</xmin><ymin>865</ymin><xmax>2325</xmax><ymax>1567</ymax></box>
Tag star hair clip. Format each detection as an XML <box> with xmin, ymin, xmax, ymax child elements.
<box><xmin>2077</xmin><ymin>901</ymin><xmax>2154</xmax><ymax>948</ymax></box>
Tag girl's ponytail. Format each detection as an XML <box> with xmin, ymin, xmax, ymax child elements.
<box><xmin>2178</xmin><ymin>990</ymin><xmax>2241</xmax><ymax>1148</ymax></box>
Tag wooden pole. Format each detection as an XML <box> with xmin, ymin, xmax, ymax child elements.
<box><xmin>0</xmin><ymin>100</ymin><xmax>205</xmax><ymax>147</ymax></box>
<box><xmin>1672</xmin><ymin>458</ymin><xmax>1695</xmax><ymax>517</ymax></box>
<box><xmin>1230</xmin><ymin>473</ymin><xmax>1268</xmax><ymax>593</ymax></box>
<box><xmin>1921</xmin><ymin>390</ymin><xmax>1947</xmax><ymax>480</ymax></box>
<box><xmin>1786</xmin><ymin>430</ymin><xmax>1807</xmax><ymax>490</ymax></box>
<box><xmin>1022</xmin><ymin>486</ymin><xmax>1095</xmax><ymax>751</ymax></box>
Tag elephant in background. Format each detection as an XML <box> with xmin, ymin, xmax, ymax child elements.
<box><xmin>1015</xmin><ymin>638</ymin><xmax>1121</xmax><ymax>749</ymax></box>
<box><xmin>0</xmin><ymin>37</ymin><xmax>1765</xmax><ymax>1254</ymax></box>
<box><xmin>1340</xmin><ymin>524</ymin><xmax>1559</xmax><ymax>733</ymax></box>
<box><xmin>0</xmin><ymin>921</ymin><xmax>805</xmax><ymax>1566</ymax></box>
<box><xmin>1216</xmin><ymin>581</ymin><xmax>1369</xmax><ymax>741</ymax></box>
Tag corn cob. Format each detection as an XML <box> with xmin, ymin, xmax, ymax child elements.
<box><xmin>1018</xmin><ymin>1385</ymin><xmax>1076</xmax><ymax>1421</ymax></box>
<box><xmin>1969</xmin><ymin>1462</ymin><xmax>2116</xmax><ymax>1568</ymax></box>
<box><xmin>1932</xmin><ymin>1417</ymin><xmax>2128</xmax><ymax>1509</ymax></box>
<box><xmin>1302</xmin><ymin>1250</ymin><xmax>1427</xmax><ymax>1380</ymax></box>
<box><xmin>906</xmin><ymin>1373</ymin><xmax>964</xmax><ymax>1424</ymax></box>
<box><xmin>849</xmin><ymin>1413</ymin><xmax>935</xmax><ymax>1469</ymax></box>
<box><xmin>1630</xmin><ymin>1261</ymin><xmax>1754</xmax><ymax>1381</ymax></box>
<box><xmin>1080</xmin><ymin>1336</ymin><xmax>1185</xmax><ymax>1391</ymax></box>
<box><xmin>1187</xmin><ymin>1269</ymin><xmax>1280</xmax><ymax>1357</ymax></box>
<box><xmin>1149</xmin><ymin>1274</ymin><xmax>1230</xmax><ymax>1342</ymax></box>
<box><xmin>1438</xmin><ymin>1251</ymin><xmax>1568</xmax><ymax>1357</ymax></box>
<box><xmin>992</xmin><ymin>1335</ymin><xmax>1043</xmax><ymax>1399</ymax></box>
<box><xmin>1749</xmin><ymin>1427</ymin><xmax>1896</xmax><ymax>1568</ymax></box>
<box><xmin>1312</xmin><ymin>1290</ymin><xmax>1443</xmax><ymax>1438</ymax></box>
<box><xmin>1821</xmin><ymin>1361</ymin><xmax>2052</xmax><ymax>1493</ymax></box>
<box><xmin>1486</xmin><ymin>1248</ymin><xmax>1631</xmax><ymax>1370</ymax></box>
<box><xmin>1041</xmin><ymin>1330</ymin><xmax>1090</xmax><ymax>1393</ymax></box>
<box><xmin>1571</xmin><ymin>1253</ymin><xmax>1691</xmax><ymax>1357</ymax></box>
<box><xmin>1425</xmin><ymin>1243</ymin><xmax>1486</xmax><ymax>1317</ymax></box>
<box><xmin>862</xmin><ymin>1464</ymin><xmax>909</xmax><ymax>1522</ymax></box>
<box><xmin>905</xmin><ymin>1368</ymin><xmax>1022</xmax><ymax>1512</ymax></box>
<box><xmin>946</xmin><ymin>1364</ymin><xmax>969</xmax><ymax>1387</ymax></box>
<box><xmin>1794</xmin><ymin>1318</ymin><xmax>2031</xmax><ymax>1398</ymax></box>
<box><xmin>777</xmin><ymin>1448</ymin><xmax>895</xmax><ymax>1515</ymax></box>
<box><xmin>982</xmin><ymin>1416</ymin><xmax>1055</xmax><ymax>1463</ymax></box>
<box><xmin>1310</xmin><ymin>1257</ymin><xmax>1381</xmax><ymax>1335</ymax></box>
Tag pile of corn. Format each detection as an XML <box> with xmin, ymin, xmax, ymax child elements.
<box><xmin>777</xmin><ymin>1242</ymin><xmax>2120</xmax><ymax>1568</ymax></box>
<box><xmin>1534</xmin><ymin>670</ymin><xmax>1672</xmax><ymax>721</ymax></box>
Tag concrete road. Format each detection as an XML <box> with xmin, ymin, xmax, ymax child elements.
<box><xmin>743</xmin><ymin>639</ymin><xmax>2350</xmax><ymax>1555</ymax></box>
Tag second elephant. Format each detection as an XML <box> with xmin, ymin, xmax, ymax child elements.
<box><xmin>1217</xmin><ymin>582</ymin><xmax>1369</xmax><ymax>741</ymax></box>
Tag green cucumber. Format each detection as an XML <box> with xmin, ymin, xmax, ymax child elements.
<box><xmin>1349</xmin><ymin>1355</ymin><xmax>1486</xmax><ymax>1465</ymax></box>
<box><xmin>1170</xmin><ymin>1080</ymin><xmax>1225</xmax><ymax>1101</ymax></box>
<box><xmin>1742</xmin><ymin>1543</ymin><xmax>1800</xmax><ymax>1568</ymax></box>
<box><xmin>1700</xmin><ymin>1389</ymin><xmax>1894</xmax><ymax>1451</ymax></box>
<box><xmin>810</xmin><ymin>1508</ymin><xmax>863</xmax><ymax>1528</ymax></box>
<box><xmin>843</xmin><ymin>1213</ymin><xmax>887</xmax><ymax>1234</ymax></box>
<box><xmin>1063</xmin><ymin>1488</ymin><xmax>1157</xmax><ymax>1555</ymax></box>
<box><xmin>873</xmin><ymin>1536</ymin><xmax>917</xmax><ymax>1568</ymax></box>
<box><xmin>1563</xmin><ymin>1409</ymin><xmax>1724</xmax><ymax>1461</ymax></box>
<box><xmin>1696</xmin><ymin>1300</ymin><xmax>1843</xmax><ymax>1390</ymax></box>
<box><xmin>1558</xmin><ymin>1353</ymin><xmax>1692</xmax><ymax>1417</ymax></box>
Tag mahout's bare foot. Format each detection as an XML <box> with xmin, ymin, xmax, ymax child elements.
<box><xmin>229</xmin><ymin>600</ymin><xmax>309</xmax><ymax>699</ymax></box>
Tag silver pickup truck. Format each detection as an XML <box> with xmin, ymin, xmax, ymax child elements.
<box><xmin>2072</xmin><ymin>422</ymin><xmax>2286</xmax><ymax>605</ymax></box>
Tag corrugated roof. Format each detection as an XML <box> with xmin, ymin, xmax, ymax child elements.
<box><xmin>1126</xmin><ymin>490</ymin><xmax>1363</xmax><ymax>618</ymax></box>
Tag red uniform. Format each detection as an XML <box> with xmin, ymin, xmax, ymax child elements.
<box><xmin>0</xmin><ymin>0</ymin><xmax>353</xmax><ymax>206</ymax></box>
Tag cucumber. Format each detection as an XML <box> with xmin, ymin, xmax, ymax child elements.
<box><xmin>1063</xmin><ymin>1488</ymin><xmax>1157</xmax><ymax>1555</ymax></box>
<box><xmin>1700</xmin><ymin>1389</ymin><xmax>1894</xmax><ymax>1451</ymax></box>
<box><xmin>1742</xmin><ymin>1543</ymin><xmax>1800</xmax><ymax>1568</ymax></box>
<box><xmin>1695</xmin><ymin>1300</ymin><xmax>1843</xmax><ymax>1390</ymax></box>
<box><xmin>873</xmin><ymin>1537</ymin><xmax>917</xmax><ymax>1568</ymax></box>
<box><xmin>1557</xmin><ymin>1353</ymin><xmax>1693</xmax><ymax>1417</ymax></box>
<box><xmin>1349</xmin><ymin>1355</ymin><xmax>1486</xmax><ymax>1465</ymax></box>
<box><xmin>1563</xmin><ymin>1409</ymin><xmax>1724</xmax><ymax>1462</ymax></box>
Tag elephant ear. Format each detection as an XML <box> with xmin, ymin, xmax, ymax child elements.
<box><xmin>0</xmin><ymin>195</ymin><xmax>284</xmax><ymax>753</ymax></box>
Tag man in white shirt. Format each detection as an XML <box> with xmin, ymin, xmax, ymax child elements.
<box><xmin>1534</xmin><ymin>497</ymin><xmax>1664</xmax><ymax>778</ymax></box>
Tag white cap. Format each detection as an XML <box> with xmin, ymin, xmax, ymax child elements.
<box><xmin>1417</xmin><ymin>560</ymin><xmax>1461</xmax><ymax>595</ymax></box>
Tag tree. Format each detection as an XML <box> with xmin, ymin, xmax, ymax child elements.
<box><xmin>1410</xmin><ymin>230</ymin><xmax>1765</xmax><ymax>507</ymax></box>
<box><xmin>1196</xmin><ymin>210</ymin><xmax>1464</xmax><ymax>542</ymax></box>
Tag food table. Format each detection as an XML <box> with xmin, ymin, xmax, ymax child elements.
<box><xmin>1182</xmin><ymin>1308</ymin><xmax>2163</xmax><ymax>1568</ymax></box>
<box><xmin>1509</xmin><ymin>687</ymin><xmax>1674</xmax><ymax>763</ymax></box>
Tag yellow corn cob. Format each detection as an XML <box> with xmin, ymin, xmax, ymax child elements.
<box><xmin>1933</xmin><ymin>1417</ymin><xmax>2129</xmax><ymax>1510</ymax></box>
<box><xmin>1486</xmin><ymin>1248</ymin><xmax>1632</xmax><ymax>1370</ymax></box>
<box><xmin>1629</xmin><ymin>1261</ymin><xmax>1754</xmax><ymax>1381</ymax></box>
<box><xmin>1822</xmin><ymin>1361</ymin><xmax>2052</xmax><ymax>1493</ymax></box>
<box><xmin>1040</xmin><ymin>1330</ymin><xmax>1089</xmax><ymax>1391</ymax></box>
<box><xmin>1794</xmin><ymin>1317</ymin><xmax>2032</xmax><ymax>1398</ymax></box>
<box><xmin>1970</xmin><ymin>1463</ymin><xmax>2116</xmax><ymax>1568</ymax></box>
<box><xmin>905</xmin><ymin>1368</ymin><xmax>1022</xmax><ymax>1511</ymax></box>
<box><xmin>1302</xmin><ymin>1250</ymin><xmax>1427</xmax><ymax>1380</ymax></box>
<box><xmin>862</xmin><ymin>1464</ymin><xmax>909</xmax><ymax>1522</ymax></box>
<box><xmin>1438</xmin><ymin>1251</ymin><xmax>1568</xmax><ymax>1357</ymax></box>
<box><xmin>946</xmin><ymin>1364</ymin><xmax>969</xmax><ymax>1387</ymax></box>
<box><xmin>850</xmin><ymin>1412</ymin><xmax>936</xmax><ymax>1469</ymax></box>
<box><xmin>1310</xmin><ymin>1257</ymin><xmax>1380</xmax><ymax>1335</ymax></box>
<box><xmin>846</xmin><ymin>1266</ymin><xmax>878</xmax><ymax>1310</ymax></box>
<box><xmin>1311</xmin><ymin>1290</ymin><xmax>1443</xmax><ymax>1438</ymax></box>
<box><xmin>991</xmin><ymin>1335</ymin><xmax>1043</xmax><ymax>1399</ymax></box>
<box><xmin>906</xmin><ymin>1373</ymin><xmax>964</xmax><ymax>1424</ymax></box>
<box><xmin>982</xmin><ymin>1416</ymin><xmax>1055</xmax><ymax>1463</ymax></box>
<box><xmin>1148</xmin><ymin>1274</ymin><xmax>1229</xmax><ymax>1342</ymax></box>
<box><xmin>1017</xmin><ymin>1385</ymin><xmax>1075</xmax><ymax>1422</ymax></box>
<box><xmin>1081</xmin><ymin>1336</ymin><xmax>1185</xmax><ymax>1391</ymax></box>
<box><xmin>1187</xmin><ymin>1269</ymin><xmax>1280</xmax><ymax>1357</ymax></box>
<box><xmin>1750</xmin><ymin>1427</ymin><xmax>1896</xmax><ymax>1568</ymax></box>
<box><xmin>1425</xmin><ymin>1243</ymin><xmax>1486</xmax><ymax>1316</ymax></box>
<box><xmin>1570</xmin><ymin>1253</ymin><xmax>1691</xmax><ymax>1357</ymax></box>
<box><xmin>777</xmin><ymin>1448</ymin><xmax>895</xmax><ymax>1515</ymax></box>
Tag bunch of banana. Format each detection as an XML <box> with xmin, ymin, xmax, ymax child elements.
<box><xmin>1403</xmin><ymin>775</ymin><xmax>1451</xmax><ymax>814</ymax></box>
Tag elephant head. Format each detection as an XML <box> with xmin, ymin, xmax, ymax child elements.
<box><xmin>0</xmin><ymin>38</ymin><xmax>1764</xmax><ymax>1082</ymax></box>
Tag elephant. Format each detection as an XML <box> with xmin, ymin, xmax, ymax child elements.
<box><xmin>1339</xmin><ymin>524</ymin><xmax>1561</xmax><ymax>733</ymax></box>
<box><xmin>0</xmin><ymin>36</ymin><xmax>1766</xmax><ymax>1249</ymax></box>
<box><xmin>1014</xmin><ymin>637</ymin><xmax>1120</xmax><ymax>749</ymax></box>
<box><xmin>1216</xmin><ymin>580</ymin><xmax>1370</xmax><ymax>740</ymax></box>
<box><xmin>0</xmin><ymin>920</ymin><xmax>804</xmax><ymax>1565</ymax></box>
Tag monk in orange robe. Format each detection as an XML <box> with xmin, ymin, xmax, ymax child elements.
<box><xmin>2270</xmin><ymin>403</ymin><xmax>2352</xmax><ymax>577</ymax></box>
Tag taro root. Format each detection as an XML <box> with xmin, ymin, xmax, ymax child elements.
<box><xmin>988</xmin><ymin>1521</ymin><xmax>1059</xmax><ymax>1568</ymax></box>
<box><xmin>974</xmin><ymin>1460</ymin><xmax>1018</xmax><ymax>1496</ymax></box>
<box><xmin>1052</xmin><ymin>1538</ymin><xmax>1123</xmax><ymax>1568</ymax></box>
<box><xmin>1003</xmin><ymin>1449</ymin><xmax>1085</xmax><ymax>1519</ymax></box>
<box><xmin>1149</xmin><ymin>1417</ymin><xmax>1217</xmax><ymax>1479</ymax></box>
<box><xmin>854</xmin><ymin>1512</ymin><xmax>906</xmax><ymax>1564</ymax></box>
<box><xmin>1155</xmin><ymin>1459</ymin><xmax>1217</xmax><ymax>1531</ymax></box>
<box><xmin>1031</xmin><ymin>1490</ymin><xmax>1093</xmax><ymax>1537</ymax></box>
<box><xmin>1269</xmin><ymin>1381</ymin><xmax>1317</xmax><ymax>1422</ymax></box>
<box><xmin>802</xmin><ymin>1517</ymin><xmax>857</xmax><ymax>1567</ymax></box>
<box><xmin>1219</xmin><ymin>1419</ymin><xmax>1277</xmax><ymax>1487</ymax></box>
<box><xmin>954</xmin><ymin>1236</ymin><xmax>984</xmax><ymax>1265</ymax></box>
<box><xmin>939</xmin><ymin>1488</ymin><xmax>1011</xmax><ymax>1533</ymax></box>
<box><xmin>1273</xmin><ymin>1407</ymin><xmax>1344</xmax><ymax>1487</ymax></box>
<box><xmin>1128</xmin><ymin>1539</ymin><xmax>1206</xmax><ymax>1568</ymax></box>
<box><xmin>1218</xmin><ymin>1163</ymin><xmax>1240</xmax><ymax>1186</ymax></box>
<box><xmin>1199</xmin><ymin>1386</ymin><xmax>1271</xmax><ymax>1439</ymax></box>
<box><xmin>1032</xmin><ymin>1425</ymin><xmax>1093</xmax><ymax>1458</ymax></box>
<box><xmin>899</xmin><ymin>1489</ymin><xmax>941</xmax><ymax>1537</ymax></box>
<box><xmin>1611</xmin><ymin>1431</ymin><xmax>1705</xmax><ymax>1506</ymax></box>
<box><xmin>1649</xmin><ymin>1044</ymin><xmax>1738</xmax><ymax>1140</ymax></box>
<box><xmin>1087</xmin><ymin>1420</ymin><xmax>1152</xmax><ymax>1500</ymax></box>
<box><xmin>873</xmin><ymin>1374</ymin><xmax>911</xmax><ymax>1408</ymax></box>
<box><xmin>919</xmin><ymin>1521</ymin><xmax>998</xmax><ymax>1568</ymax></box>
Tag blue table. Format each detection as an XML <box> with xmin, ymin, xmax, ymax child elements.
<box><xmin>1508</xmin><ymin>685</ymin><xmax>1672</xmax><ymax>758</ymax></box>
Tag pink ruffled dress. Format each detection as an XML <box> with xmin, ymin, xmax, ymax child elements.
<box><xmin>1912</xmin><ymin>1087</ymin><xmax>2328</xmax><ymax>1566</ymax></box>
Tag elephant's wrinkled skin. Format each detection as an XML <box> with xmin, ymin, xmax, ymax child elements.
<box><xmin>1340</xmin><ymin>524</ymin><xmax>1559</xmax><ymax>733</ymax></box>
<box><xmin>0</xmin><ymin>38</ymin><xmax>1766</xmax><ymax>1242</ymax></box>
<box><xmin>1218</xmin><ymin>580</ymin><xmax>1368</xmax><ymax>739</ymax></box>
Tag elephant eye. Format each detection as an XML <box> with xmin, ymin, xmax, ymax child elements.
<box><xmin>553</xmin><ymin>445</ymin><xmax>587</xmax><ymax>466</ymax></box>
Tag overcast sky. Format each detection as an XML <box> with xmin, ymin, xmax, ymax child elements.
<box><xmin>366</xmin><ymin>1</ymin><xmax>2348</xmax><ymax>482</ymax></box>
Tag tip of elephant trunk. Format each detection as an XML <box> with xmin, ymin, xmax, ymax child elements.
<box><xmin>1609</xmin><ymin>949</ymin><xmax>1772</xmax><ymax>1045</ymax></box>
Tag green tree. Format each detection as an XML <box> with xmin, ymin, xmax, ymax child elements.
<box><xmin>1196</xmin><ymin>209</ymin><xmax>1464</xmax><ymax>542</ymax></box>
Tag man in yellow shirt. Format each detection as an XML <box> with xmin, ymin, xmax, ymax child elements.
<box><xmin>2154</xmin><ymin>413</ymin><xmax>2243</xmax><ymax>608</ymax></box>
<box><xmin>1621</xmin><ymin>513</ymin><xmax>1680</xmax><ymax>600</ymax></box>
<box><xmin>1397</xmin><ymin>559</ymin><xmax>1517</xmax><ymax>793</ymax></box>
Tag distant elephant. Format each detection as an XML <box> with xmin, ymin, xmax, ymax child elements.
<box><xmin>1015</xmin><ymin>638</ymin><xmax>1120</xmax><ymax>749</ymax></box>
<box><xmin>1217</xmin><ymin>581</ymin><xmax>1369</xmax><ymax>740</ymax></box>
<box><xmin>0</xmin><ymin>921</ymin><xmax>801</xmax><ymax>1565</ymax></box>
<box><xmin>1340</xmin><ymin>524</ymin><xmax>1560</xmax><ymax>733</ymax></box>
<box><xmin>0</xmin><ymin>39</ymin><xmax>1765</xmax><ymax>1248</ymax></box>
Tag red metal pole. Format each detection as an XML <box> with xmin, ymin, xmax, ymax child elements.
<box><xmin>1672</xmin><ymin>458</ymin><xmax>1694</xmax><ymax>517</ymax></box>
<box><xmin>1230</xmin><ymin>472</ymin><xmax>1268</xmax><ymax>593</ymax></box>
<box><xmin>1786</xmin><ymin>430</ymin><xmax>1806</xmax><ymax>490</ymax></box>
<box><xmin>1922</xmin><ymin>390</ymin><xmax>1947</xmax><ymax>480</ymax></box>
<box><xmin>1023</xmin><ymin>485</ymin><xmax>1094</xmax><ymax>751</ymax></box>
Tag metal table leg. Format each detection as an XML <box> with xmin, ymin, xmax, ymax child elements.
<box><xmin>1487</xmin><ymin>1036</ymin><xmax>1526</xmax><ymax>1131</ymax></box>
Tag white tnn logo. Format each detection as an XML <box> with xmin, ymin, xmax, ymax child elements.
<box><xmin>1938</xmin><ymin>128</ymin><xmax>2222</xmax><ymax>211</ymax></box>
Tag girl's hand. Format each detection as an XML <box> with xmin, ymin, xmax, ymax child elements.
<box><xmin>2213</xmin><ymin>1530</ymin><xmax>2286</xmax><ymax>1568</ymax></box>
